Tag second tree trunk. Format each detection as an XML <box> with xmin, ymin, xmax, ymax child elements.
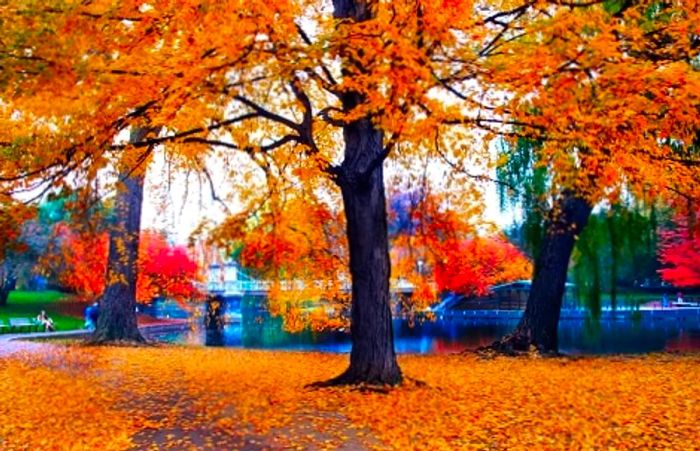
<box><xmin>0</xmin><ymin>275</ymin><xmax>16</xmax><ymax>307</ymax></box>
<box><xmin>92</xmin><ymin>172</ymin><xmax>145</xmax><ymax>343</ymax></box>
<box><xmin>492</xmin><ymin>192</ymin><xmax>593</xmax><ymax>353</ymax></box>
<box><xmin>92</xmin><ymin>129</ymin><xmax>149</xmax><ymax>343</ymax></box>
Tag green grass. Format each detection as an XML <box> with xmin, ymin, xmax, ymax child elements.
<box><xmin>6</xmin><ymin>290</ymin><xmax>68</xmax><ymax>305</ymax></box>
<box><xmin>0</xmin><ymin>290</ymin><xmax>84</xmax><ymax>333</ymax></box>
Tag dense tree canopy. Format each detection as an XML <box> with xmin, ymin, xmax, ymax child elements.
<box><xmin>1</xmin><ymin>1</ymin><xmax>698</xmax><ymax>213</ymax></box>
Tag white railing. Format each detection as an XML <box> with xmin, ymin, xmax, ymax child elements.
<box><xmin>207</xmin><ymin>280</ymin><xmax>270</xmax><ymax>294</ymax></box>
<box><xmin>207</xmin><ymin>278</ymin><xmax>415</xmax><ymax>295</ymax></box>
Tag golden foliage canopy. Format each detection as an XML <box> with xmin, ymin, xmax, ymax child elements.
<box><xmin>3</xmin><ymin>0</ymin><xmax>697</xmax><ymax>202</ymax></box>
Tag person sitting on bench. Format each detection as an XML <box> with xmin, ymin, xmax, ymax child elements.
<box><xmin>36</xmin><ymin>310</ymin><xmax>55</xmax><ymax>332</ymax></box>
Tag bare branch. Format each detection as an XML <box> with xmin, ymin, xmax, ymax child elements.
<box><xmin>233</xmin><ymin>95</ymin><xmax>301</xmax><ymax>132</ymax></box>
<box><xmin>201</xmin><ymin>165</ymin><xmax>232</xmax><ymax>214</ymax></box>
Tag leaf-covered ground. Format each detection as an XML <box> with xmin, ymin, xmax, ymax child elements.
<box><xmin>1</xmin><ymin>343</ymin><xmax>699</xmax><ymax>449</ymax></box>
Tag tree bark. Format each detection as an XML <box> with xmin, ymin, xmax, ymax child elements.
<box><xmin>334</xmin><ymin>154</ymin><xmax>401</xmax><ymax>385</ymax></box>
<box><xmin>319</xmin><ymin>0</ymin><xmax>401</xmax><ymax>386</ymax></box>
<box><xmin>489</xmin><ymin>192</ymin><xmax>593</xmax><ymax>354</ymax></box>
<box><xmin>91</xmin><ymin>130</ymin><xmax>149</xmax><ymax>343</ymax></box>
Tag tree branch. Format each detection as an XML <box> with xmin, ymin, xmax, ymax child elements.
<box><xmin>233</xmin><ymin>95</ymin><xmax>301</xmax><ymax>132</ymax></box>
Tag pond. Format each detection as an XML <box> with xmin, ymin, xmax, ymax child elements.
<box><xmin>148</xmin><ymin>312</ymin><xmax>700</xmax><ymax>355</ymax></box>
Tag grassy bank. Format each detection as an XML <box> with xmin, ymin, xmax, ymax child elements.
<box><xmin>0</xmin><ymin>290</ymin><xmax>84</xmax><ymax>332</ymax></box>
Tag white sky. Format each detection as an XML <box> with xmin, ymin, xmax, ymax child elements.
<box><xmin>141</xmin><ymin>151</ymin><xmax>517</xmax><ymax>244</ymax></box>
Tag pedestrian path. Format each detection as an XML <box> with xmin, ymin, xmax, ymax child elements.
<box><xmin>0</xmin><ymin>320</ymin><xmax>190</xmax><ymax>357</ymax></box>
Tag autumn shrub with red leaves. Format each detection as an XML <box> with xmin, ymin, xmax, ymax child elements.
<box><xmin>43</xmin><ymin>224</ymin><xmax>200</xmax><ymax>302</ymax></box>
<box><xmin>434</xmin><ymin>236</ymin><xmax>533</xmax><ymax>296</ymax></box>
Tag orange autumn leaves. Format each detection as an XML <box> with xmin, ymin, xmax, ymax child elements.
<box><xmin>0</xmin><ymin>0</ymin><xmax>697</xmax><ymax>200</ymax></box>
<box><xmin>44</xmin><ymin>224</ymin><xmax>199</xmax><ymax>302</ymax></box>
<box><xmin>483</xmin><ymin>0</ymin><xmax>700</xmax><ymax>204</ymax></box>
<box><xmin>389</xmin><ymin>191</ymin><xmax>532</xmax><ymax>308</ymax></box>
<box><xmin>224</xmin><ymin>189</ymin><xmax>532</xmax><ymax>328</ymax></box>
<box><xmin>3</xmin><ymin>0</ymin><xmax>697</xmax><ymax>200</ymax></box>
<box><xmin>2</xmin><ymin>345</ymin><xmax>700</xmax><ymax>449</ymax></box>
<box><xmin>236</xmin><ymin>197</ymin><xmax>346</xmax><ymax>282</ymax></box>
<box><xmin>0</xmin><ymin>352</ymin><xmax>134</xmax><ymax>450</ymax></box>
<box><xmin>47</xmin><ymin>223</ymin><xmax>108</xmax><ymax>299</ymax></box>
<box><xmin>214</xmin><ymin>194</ymin><xmax>350</xmax><ymax>331</ymax></box>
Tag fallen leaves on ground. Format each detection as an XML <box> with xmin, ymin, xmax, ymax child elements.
<box><xmin>1</xmin><ymin>344</ymin><xmax>699</xmax><ymax>449</ymax></box>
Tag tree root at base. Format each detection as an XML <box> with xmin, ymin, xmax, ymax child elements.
<box><xmin>472</xmin><ymin>334</ymin><xmax>562</xmax><ymax>359</ymax></box>
<box><xmin>307</xmin><ymin>367</ymin><xmax>404</xmax><ymax>390</ymax></box>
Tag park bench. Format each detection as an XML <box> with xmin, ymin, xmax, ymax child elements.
<box><xmin>8</xmin><ymin>318</ymin><xmax>42</xmax><ymax>333</ymax></box>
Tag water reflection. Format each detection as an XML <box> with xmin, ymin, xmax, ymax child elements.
<box><xmin>150</xmin><ymin>311</ymin><xmax>700</xmax><ymax>355</ymax></box>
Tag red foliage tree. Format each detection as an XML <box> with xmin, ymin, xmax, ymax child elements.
<box><xmin>137</xmin><ymin>232</ymin><xmax>201</xmax><ymax>302</ymax></box>
<box><xmin>47</xmin><ymin>223</ymin><xmax>108</xmax><ymax>299</ymax></box>
<box><xmin>434</xmin><ymin>236</ymin><xmax>532</xmax><ymax>297</ymax></box>
<box><xmin>659</xmin><ymin>209</ymin><xmax>700</xmax><ymax>288</ymax></box>
<box><xmin>46</xmin><ymin>225</ymin><xmax>200</xmax><ymax>301</ymax></box>
<box><xmin>388</xmin><ymin>190</ymin><xmax>532</xmax><ymax>305</ymax></box>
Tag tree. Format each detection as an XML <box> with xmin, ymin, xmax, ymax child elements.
<box><xmin>47</xmin><ymin>225</ymin><xmax>200</xmax><ymax>303</ymax></box>
<box><xmin>47</xmin><ymin>223</ymin><xmax>109</xmax><ymax>299</ymax></box>
<box><xmin>222</xmin><ymin>181</ymin><xmax>491</xmax><ymax>330</ymax></box>
<box><xmin>571</xmin><ymin>202</ymin><xmax>664</xmax><ymax>316</ymax></box>
<box><xmin>483</xmin><ymin>0</ymin><xmax>700</xmax><ymax>353</ymax></box>
<box><xmin>2</xmin><ymin>0</ymin><xmax>503</xmax><ymax>384</ymax></box>
<box><xmin>137</xmin><ymin>232</ymin><xmax>200</xmax><ymax>302</ymax></box>
<box><xmin>387</xmin><ymin>188</ymin><xmax>532</xmax><ymax>309</ymax></box>
<box><xmin>0</xmin><ymin>200</ymin><xmax>35</xmax><ymax>306</ymax></box>
<box><xmin>388</xmin><ymin>188</ymin><xmax>476</xmax><ymax>309</ymax></box>
<box><xmin>215</xmin><ymin>189</ymin><xmax>350</xmax><ymax>333</ymax></box>
<box><xmin>659</xmin><ymin>207</ymin><xmax>700</xmax><ymax>288</ymax></box>
<box><xmin>92</xmin><ymin>127</ymin><xmax>153</xmax><ymax>342</ymax></box>
<box><xmin>434</xmin><ymin>237</ymin><xmax>532</xmax><ymax>297</ymax></box>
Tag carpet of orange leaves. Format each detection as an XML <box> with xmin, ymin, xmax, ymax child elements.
<box><xmin>1</xmin><ymin>343</ymin><xmax>699</xmax><ymax>449</ymax></box>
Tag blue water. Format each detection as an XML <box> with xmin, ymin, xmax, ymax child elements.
<box><xmin>149</xmin><ymin>315</ymin><xmax>700</xmax><ymax>355</ymax></box>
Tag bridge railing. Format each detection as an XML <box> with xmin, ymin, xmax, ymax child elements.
<box><xmin>208</xmin><ymin>280</ymin><xmax>270</xmax><ymax>294</ymax></box>
<box><xmin>208</xmin><ymin>278</ymin><xmax>416</xmax><ymax>295</ymax></box>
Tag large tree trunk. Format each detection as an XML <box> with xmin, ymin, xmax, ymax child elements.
<box><xmin>335</xmin><ymin>152</ymin><xmax>401</xmax><ymax>385</ymax></box>
<box><xmin>322</xmin><ymin>0</ymin><xmax>401</xmax><ymax>386</ymax></box>
<box><xmin>92</xmin><ymin>130</ymin><xmax>149</xmax><ymax>343</ymax></box>
<box><xmin>489</xmin><ymin>192</ymin><xmax>593</xmax><ymax>354</ymax></box>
